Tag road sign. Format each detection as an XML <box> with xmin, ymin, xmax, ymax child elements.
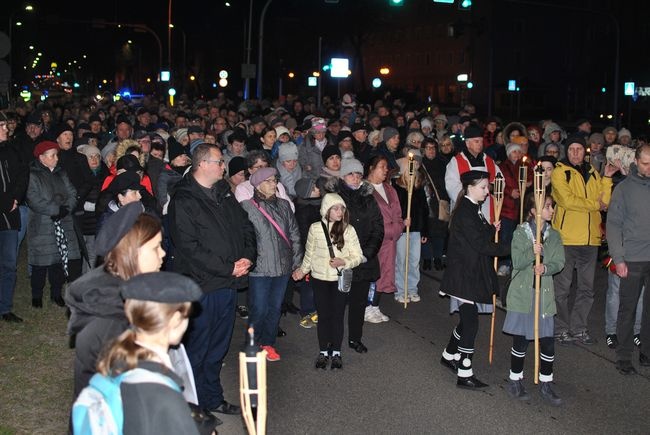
<box><xmin>508</xmin><ymin>79</ymin><xmax>517</xmax><ymax>91</ymax></box>
<box><xmin>308</xmin><ymin>77</ymin><xmax>317</xmax><ymax>87</ymax></box>
<box><xmin>624</xmin><ymin>82</ymin><xmax>635</xmax><ymax>96</ymax></box>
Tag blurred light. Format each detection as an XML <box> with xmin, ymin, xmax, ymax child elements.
<box><xmin>607</xmin><ymin>114</ymin><xmax>613</xmax><ymax>119</ymax></box>
<box><xmin>29</xmin><ymin>45</ymin><xmax>34</xmax><ymax>50</ymax></box>
<box><xmin>25</xmin><ymin>5</ymin><xmax>34</xmax><ymax>11</ymax></box>
<box><xmin>20</xmin><ymin>90</ymin><xmax>31</xmax><ymax>101</ymax></box>
<box><xmin>312</xmin><ymin>71</ymin><xmax>320</xmax><ymax>77</ymax></box>
<box><xmin>372</xmin><ymin>78</ymin><xmax>382</xmax><ymax>88</ymax></box>
<box><xmin>288</xmin><ymin>72</ymin><xmax>295</xmax><ymax>78</ymax></box>
<box><xmin>146</xmin><ymin>77</ymin><xmax>152</xmax><ymax>83</ymax></box>
<box><xmin>322</xmin><ymin>64</ymin><xmax>330</xmax><ymax>72</ymax></box>
<box><xmin>347</xmin><ymin>69</ymin><xmax>352</xmax><ymax>76</ymax></box>
<box><xmin>95</xmin><ymin>94</ymin><xmax>102</xmax><ymax>100</ymax></box>
<box><xmin>73</xmin><ymin>60</ymin><xmax>77</xmax><ymax>64</ymax></box>
<box><xmin>127</xmin><ymin>40</ymin><xmax>132</xmax><ymax>44</ymax></box>
<box><xmin>189</xmin><ymin>75</ymin><xmax>196</xmax><ymax>81</ymax></box>
<box><xmin>467</xmin><ymin>82</ymin><xmax>474</xmax><ymax>89</ymax></box>
<box><xmin>379</xmin><ymin>67</ymin><xmax>390</xmax><ymax>75</ymax></box>
<box><xmin>225</xmin><ymin>2</ymin><xmax>231</xmax><ymax>6</ymax></box>
<box><xmin>16</xmin><ymin>22</ymin><xmax>22</xmax><ymax>26</ymax></box>
<box><xmin>457</xmin><ymin>73</ymin><xmax>468</xmax><ymax>82</ymax></box>
<box><xmin>40</xmin><ymin>95</ymin><xmax>46</xmax><ymax>101</ymax></box>
<box><xmin>50</xmin><ymin>62</ymin><xmax>57</xmax><ymax>68</ymax></box>
<box><xmin>169</xmin><ymin>23</ymin><xmax>175</xmax><ymax>28</ymax></box>
<box><xmin>83</xmin><ymin>55</ymin><xmax>87</xmax><ymax>59</ymax></box>
<box><xmin>73</xmin><ymin>82</ymin><xmax>80</xmax><ymax>88</ymax></box>
<box><xmin>516</xmin><ymin>86</ymin><xmax>520</xmax><ymax>91</ymax></box>
<box><xmin>389</xmin><ymin>0</ymin><xmax>404</xmax><ymax>6</ymax></box>
<box><xmin>330</xmin><ymin>58</ymin><xmax>349</xmax><ymax>78</ymax></box>
<box><xmin>121</xmin><ymin>89</ymin><xmax>131</xmax><ymax>98</ymax></box>
<box><xmin>308</xmin><ymin>77</ymin><xmax>317</xmax><ymax>87</ymax></box>
<box><xmin>219</xmin><ymin>70</ymin><xmax>228</xmax><ymax>79</ymax></box>
<box><xmin>168</xmin><ymin>88</ymin><xmax>177</xmax><ymax>96</ymax></box>
<box><xmin>37</xmin><ymin>52</ymin><xmax>42</xmax><ymax>56</ymax></box>
<box><xmin>160</xmin><ymin>70</ymin><xmax>171</xmax><ymax>82</ymax></box>
<box><xmin>599</xmin><ymin>114</ymin><xmax>604</xmax><ymax>119</ymax></box>
<box><xmin>212</xmin><ymin>82</ymin><xmax>217</xmax><ymax>88</ymax></box>
<box><xmin>56</xmin><ymin>72</ymin><xmax>61</xmax><ymax>76</ymax></box>
<box><xmin>102</xmin><ymin>79</ymin><xmax>107</xmax><ymax>84</ymax></box>
<box><xmin>601</xmin><ymin>87</ymin><xmax>606</xmax><ymax>93</ymax></box>
<box><xmin>219</xmin><ymin>78</ymin><xmax>228</xmax><ymax>87</ymax></box>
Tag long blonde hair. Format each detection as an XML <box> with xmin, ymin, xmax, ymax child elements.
<box><xmin>96</xmin><ymin>299</ymin><xmax>192</xmax><ymax>376</ymax></box>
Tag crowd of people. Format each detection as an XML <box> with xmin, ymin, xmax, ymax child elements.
<box><xmin>0</xmin><ymin>91</ymin><xmax>649</xmax><ymax>431</ymax></box>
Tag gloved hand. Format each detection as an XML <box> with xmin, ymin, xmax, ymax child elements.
<box><xmin>51</xmin><ymin>206</ymin><xmax>69</xmax><ymax>221</ymax></box>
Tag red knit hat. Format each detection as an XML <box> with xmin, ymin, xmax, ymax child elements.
<box><xmin>33</xmin><ymin>140</ymin><xmax>59</xmax><ymax>158</ymax></box>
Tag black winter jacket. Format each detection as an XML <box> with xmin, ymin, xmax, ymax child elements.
<box><xmin>169</xmin><ymin>176</ymin><xmax>257</xmax><ymax>292</ymax></box>
<box><xmin>393</xmin><ymin>182</ymin><xmax>429</xmax><ymax>237</ymax></box>
<box><xmin>0</xmin><ymin>139</ymin><xmax>27</xmax><ymax>230</ymax></box>
<box><xmin>440</xmin><ymin>197</ymin><xmax>510</xmax><ymax>303</ymax></box>
<box><xmin>326</xmin><ymin>179</ymin><xmax>384</xmax><ymax>282</ymax></box>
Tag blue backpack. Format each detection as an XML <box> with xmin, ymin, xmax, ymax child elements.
<box><xmin>72</xmin><ymin>368</ymin><xmax>181</xmax><ymax>435</ymax></box>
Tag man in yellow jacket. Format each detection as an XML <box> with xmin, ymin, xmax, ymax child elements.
<box><xmin>551</xmin><ymin>135</ymin><xmax>619</xmax><ymax>345</ymax></box>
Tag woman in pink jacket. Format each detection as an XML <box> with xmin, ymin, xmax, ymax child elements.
<box><xmin>365</xmin><ymin>155</ymin><xmax>404</xmax><ymax>323</ymax></box>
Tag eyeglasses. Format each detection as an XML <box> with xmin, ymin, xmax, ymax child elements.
<box><xmin>262</xmin><ymin>178</ymin><xmax>279</xmax><ymax>184</ymax></box>
<box><xmin>204</xmin><ymin>159</ymin><xmax>225</xmax><ymax>166</ymax></box>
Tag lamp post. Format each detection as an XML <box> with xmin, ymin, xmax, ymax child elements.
<box><xmin>7</xmin><ymin>4</ymin><xmax>35</xmax><ymax>103</ymax></box>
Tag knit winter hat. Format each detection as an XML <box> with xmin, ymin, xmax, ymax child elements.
<box><xmin>294</xmin><ymin>177</ymin><xmax>316</xmax><ymax>199</ymax></box>
<box><xmin>506</xmin><ymin>143</ymin><xmax>522</xmax><ymax>157</ymax></box>
<box><xmin>382</xmin><ymin>127</ymin><xmax>399</xmax><ymax>142</ymax></box>
<box><xmin>588</xmin><ymin>133</ymin><xmax>605</xmax><ymax>146</ymax></box>
<box><xmin>321</xmin><ymin>146</ymin><xmax>341</xmax><ymax>164</ymax></box>
<box><xmin>618</xmin><ymin>128</ymin><xmax>631</xmax><ymax>138</ymax></box>
<box><xmin>339</xmin><ymin>158</ymin><xmax>364</xmax><ymax>177</ymax></box>
<box><xmin>228</xmin><ymin>156</ymin><xmax>247</xmax><ymax>177</ymax></box>
<box><xmin>278</xmin><ymin>142</ymin><xmax>299</xmax><ymax>162</ymax></box>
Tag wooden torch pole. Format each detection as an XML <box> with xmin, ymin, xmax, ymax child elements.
<box><xmin>489</xmin><ymin>173</ymin><xmax>505</xmax><ymax>365</ymax></box>
<box><xmin>403</xmin><ymin>152</ymin><xmax>415</xmax><ymax>309</ymax></box>
<box><xmin>533</xmin><ymin>163</ymin><xmax>546</xmax><ymax>385</ymax></box>
<box><xmin>518</xmin><ymin>156</ymin><xmax>528</xmax><ymax>224</ymax></box>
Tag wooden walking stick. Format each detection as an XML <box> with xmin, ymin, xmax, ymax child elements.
<box><xmin>518</xmin><ymin>156</ymin><xmax>528</xmax><ymax>224</ymax></box>
<box><xmin>403</xmin><ymin>152</ymin><xmax>416</xmax><ymax>309</ymax></box>
<box><xmin>489</xmin><ymin>173</ymin><xmax>505</xmax><ymax>364</ymax></box>
<box><xmin>533</xmin><ymin>163</ymin><xmax>546</xmax><ymax>385</ymax></box>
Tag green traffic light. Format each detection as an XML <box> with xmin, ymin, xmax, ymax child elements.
<box><xmin>459</xmin><ymin>0</ymin><xmax>472</xmax><ymax>9</ymax></box>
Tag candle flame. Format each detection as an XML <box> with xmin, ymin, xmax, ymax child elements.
<box><xmin>408</xmin><ymin>152</ymin><xmax>414</xmax><ymax>159</ymax></box>
<box><xmin>587</xmin><ymin>147</ymin><xmax>591</xmax><ymax>153</ymax></box>
<box><xmin>522</xmin><ymin>156</ymin><xmax>528</xmax><ymax>163</ymax></box>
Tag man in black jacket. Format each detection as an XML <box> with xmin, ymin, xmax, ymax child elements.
<box><xmin>0</xmin><ymin>113</ymin><xmax>28</xmax><ymax>322</ymax></box>
<box><xmin>169</xmin><ymin>143</ymin><xmax>256</xmax><ymax>417</ymax></box>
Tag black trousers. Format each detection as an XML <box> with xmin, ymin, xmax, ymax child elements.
<box><xmin>312</xmin><ymin>278</ymin><xmax>347</xmax><ymax>352</ymax></box>
<box><xmin>348</xmin><ymin>280</ymin><xmax>370</xmax><ymax>342</ymax></box>
<box><xmin>616</xmin><ymin>261</ymin><xmax>650</xmax><ymax>361</ymax></box>
<box><xmin>31</xmin><ymin>259</ymin><xmax>82</xmax><ymax>300</ymax></box>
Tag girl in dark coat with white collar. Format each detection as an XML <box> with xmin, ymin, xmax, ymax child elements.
<box><xmin>439</xmin><ymin>170</ymin><xmax>510</xmax><ymax>390</ymax></box>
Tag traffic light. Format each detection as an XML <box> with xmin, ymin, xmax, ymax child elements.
<box><xmin>389</xmin><ymin>0</ymin><xmax>404</xmax><ymax>6</ymax></box>
<box><xmin>458</xmin><ymin>0</ymin><xmax>472</xmax><ymax>10</ymax></box>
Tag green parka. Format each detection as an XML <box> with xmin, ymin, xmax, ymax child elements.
<box><xmin>506</xmin><ymin>222</ymin><xmax>565</xmax><ymax>317</ymax></box>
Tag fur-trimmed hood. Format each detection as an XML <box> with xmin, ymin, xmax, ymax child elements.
<box><xmin>115</xmin><ymin>139</ymin><xmax>146</xmax><ymax>169</ymax></box>
<box><xmin>324</xmin><ymin>177</ymin><xmax>375</xmax><ymax>197</ymax></box>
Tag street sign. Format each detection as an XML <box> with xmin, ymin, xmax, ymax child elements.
<box><xmin>508</xmin><ymin>79</ymin><xmax>516</xmax><ymax>91</ymax></box>
<box><xmin>636</xmin><ymin>87</ymin><xmax>650</xmax><ymax>96</ymax></box>
<box><xmin>330</xmin><ymin>58</ymin><xmax>349</xmax><ymax>78</ymax></box>
<box><xmin>308</xmin><ymin>77</ymin><xmax>317</xmax><ymax>87</ymax></box>
<box><xmin>624</xmin><ymin>82</ymin><xmax>635</xmax><ymax>96</ymax></box>
<box><xmin>160</xmin><ymin>70</ymin><xmax>170</xmax><ymax>82</ymax></box>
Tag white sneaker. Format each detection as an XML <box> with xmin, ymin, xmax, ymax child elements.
<box><xmin>497</xmin><ymin>265</ymin><xmax>511</xmax><ymax>276</ymax></box>
<box><xmin>375</xmin><ymin>307</ymin><xmax>390</xmax><ymax>322</ymax></box>
<box><xmin>395</xmin><ymin>295</ymin><xmax>407</xmax><ymax>303</ymax></box>
<box><xmin>409</xmin><ymin>294</ymin><xmax>421</xmax><ymax>302</ymax></box>
<box><xmin>364</xmin><ymin>306</ymin><xmax>382</xmax><ymax>323</ymax></box>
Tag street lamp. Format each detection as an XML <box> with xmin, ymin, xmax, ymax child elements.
<box><xmin>7</xmin><ymin>4</ymin><xmax>35</xmax><ymax>101</ymax></box>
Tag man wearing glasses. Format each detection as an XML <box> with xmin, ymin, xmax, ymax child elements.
<box><xmin>169</xmin><ymin>143</ymin><xmax>257</xmax><ymax>423</ymax></box>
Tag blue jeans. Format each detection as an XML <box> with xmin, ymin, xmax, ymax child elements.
<box><xmin>395</xmin><ymin>231</ymin><xmax>421</xmax><ymax>297</ymax></box>
<box><xmin>17</xmin><ymin>205</ymin><xmax>29</xmax><ymax>254</ymax></box>
<box><xmin>0</xmin><ymin>230</ymin><xmax>19</xmax><ymax>314</ymax></box>
<box><xmin>299</xmin><ymin>279</ymin><xmax>316</xmax><ymax>316</ymax></box>
<box><xmin>248</xmin><ymin>274</ymin><xmax>290</xmax><ymax>346</ymax></box>
<box><xmin>183</xmin><ymin>288</ymin><xmax>236</xmax><ymax>409</ymax></box>
<box><xmin>605</xmin><ymin>273</ymin><xmax>644</xmax><ymax>335</ymax></box>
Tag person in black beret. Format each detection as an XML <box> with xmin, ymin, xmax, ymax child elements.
<box><xmin>88</xmin><ymin>271</ymin><xmax>218</xmax><ymax>435</ymax></box>
<box><xmin>351</xmin><ymin>121</ymin><xmax>372</xmax><ymax>166</ymax></box>
<box><xmin>439</xmin><ymin>169</ymin><xmax>510</xmax><ymax>390</ymax></box>
<box><xmin>227</xmin><ymin>156</ymin><xmax>248</xmax><ymax>193</ymax></box>
<box><xmin>66</xmin><ymin>202</ymin><xmax>167</xmax><ymax>399</ymax></box>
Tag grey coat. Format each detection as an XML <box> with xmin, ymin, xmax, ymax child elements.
<box><xmin>241</xmin><ymin>194</ymin><xmax>303</xmax><ymax>277</ymax></box>
<box><xmin>27</xmin><ymin>161</ymin><xmax>80</xmax><ymax>266</ymax></box>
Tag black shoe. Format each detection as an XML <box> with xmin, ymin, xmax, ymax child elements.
<box><xmin>422</xmin><ymin>259</ymin><xmax>432</xmax><ymax>271</ymax></box>
<box><xmin>634</xmin><ymin>334</ymin><xmax>642</xmax><ymax>348</ymax></box>
<box><xmin>606</xmin><ymin>334</ymin><xmax>618</xmax><ymax>349</ymax></box>
<box><xmin>506</xmin><ymin>379</ymin><xmax>531</xmax><ymax>401</ymax></box>
<box><xmin>540</xmin><ymin>382</ymin><xmax>563</xmax><ymax>406</ymax></box>
<box><xmin>616</xmin><ymin>360</ymin><xmax>637</xmax><ymax>375</ymax></box>
<box><xmin>277</xmin><ymin>327</ymin><xmax>286</xmax><ymax>337</ymax></box>
<box><xmin>348</xmin><ymin>340</ymin><xmax>368</xmax><ymax>353</ymax></box>
<box><xmin>192</xmin><ymin>405</ymin><xmax>223</xmax><ymax>427</ymax></box>
<box><xmin>1</xmin><ymin>312</ymin><xmax>23</xmax><ymax>323</ymax></box>
<box><xmin>330</xmin><ymin>355</ymin><xmax>342</xmax><ymax>370</ymax></box>
<box><xmin>434</xmin><ymin>258</ymin><xmax>444</xmax><ymax>271</ymax></box>
<box><xmin>640</xmin><ymin>353</ymin><xmax>650</xmax><ymax>367</ymax></box>
<box><xmin>208</xmin><ymin>400</ymin><xmax>241</xmax><ymax>415</ymax></box>
<box><xmin>315</xmin><ymin>354</ymin><xmax>329</xmax><ymax>369</ymax></box>
<box><xmin>440</xmin><ymin>357</ymin><xmax>458</xmax><ymax>374</ymax></box>
<box><xmin>457</xmin><ymin>375</ymin><xmax>489</xmax><ymax>390</ymax></box>
<box><xmin>31</xmin><ymin>298</ymin><xmax>42</xmax><ymax>308</ymax></box>
<box><xmin>236</xmin><ymin>305</ymin><xmax>249</xmax><ymax>319</ymax></box>
<box><xmin>52</xmin><ymin>296</ymin><xmax>66</xmax><ymax>307</ymax></box>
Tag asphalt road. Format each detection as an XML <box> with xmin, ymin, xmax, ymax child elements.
<box><xmin>214</xmin><ymin>267</ymin><xmax>650</xmax><ymax>435</ymax></box>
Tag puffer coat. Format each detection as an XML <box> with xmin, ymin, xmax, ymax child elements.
<box><xmin>27</xmin><ymin>161</ymin><xmax>80</xmax><ymax>266</ymax></box>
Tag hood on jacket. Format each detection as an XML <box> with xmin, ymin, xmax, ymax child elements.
<box><xmin>542</xmin><ymin>122</ymin><xmax>567</xmax><ymax>143</ymax></box>
<box><xmin>320</xmin><ymin>192</ymin><xmax>346</xmax><ymax>218</ymax></box>
<box><xmin>503</xmin><ymin>122</ymin><xmax>527</xmax><ymax>143</ymax></box>
<box><xmin>323</xmin><ymin>176</ymin><xmax>374</xmax><ymax>197</ymax></box>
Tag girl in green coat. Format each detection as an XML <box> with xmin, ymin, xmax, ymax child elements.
<box><xmin>503</xmin><ymin>193</ymin><xmax>565</xmax><ymax>406</ymax></box>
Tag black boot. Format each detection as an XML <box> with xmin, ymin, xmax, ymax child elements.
<box><xmin>32</xmin><ymin>298</ymin><xmax>43</xmax><ymax>308</ymax></box>
<box><xmin>540</xmin><ymin>382</ymin><xmax>563</xmax><ymax>406</ymax></box>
